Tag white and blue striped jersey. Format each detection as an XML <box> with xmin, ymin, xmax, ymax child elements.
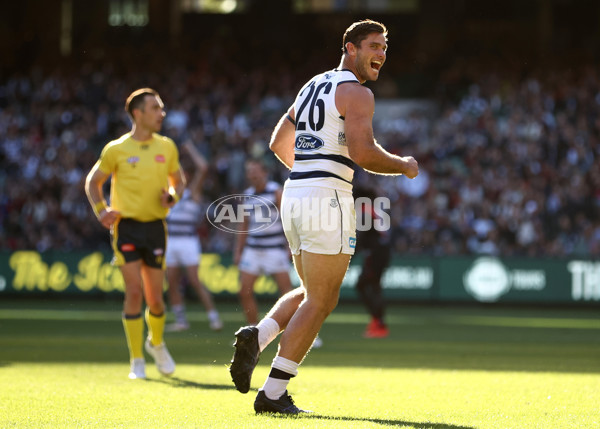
<box><xmin>166</xmin><ymin>189</ymin><xmax>201</xmax><ymax>237</ymax></box>
<box><xmin>245</xmin><ymin>181</ymin><xmax>287</xmax><ymax>249</ymax></box>
<box><xmin>287</xmin><ymin>69</ymin><xmax>359</xmax><ymax>192</ymax></box>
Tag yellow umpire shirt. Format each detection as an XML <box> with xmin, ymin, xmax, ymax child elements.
<box><xmin>96</xmin><ymin>133</ymin><xmax>181</xmax><ymax>222</ymax></box>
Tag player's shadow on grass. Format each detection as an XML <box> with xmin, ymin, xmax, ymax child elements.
<box><xmin>275</xmin><ymin>414</ymin><xmax>475</xmax><ymax>429</ymax></box>
<box><xmin>146</xmin><ymin>376</ymin><xmax>232</xmax><ymax>390</ymax></box>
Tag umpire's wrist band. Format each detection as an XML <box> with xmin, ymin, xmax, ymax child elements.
<box><xmin>94</xmin><ymin>201</ymin><xmax>108</xmax><ymax>217</ymax></box>
<box><xmin>167</xmin><ymin>189</ymin><xmax>180</xmax><ymax>203</ymax></box>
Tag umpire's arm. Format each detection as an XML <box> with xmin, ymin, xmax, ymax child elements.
<box><xmin>85</xmin><ymin>163</ymin><xmax>119</xmax><ymax>229</ymax></box>
<box><xmin>162</xmin><ymin>167</ymin><xmax>187</xmax><ymax>208</ymax></box>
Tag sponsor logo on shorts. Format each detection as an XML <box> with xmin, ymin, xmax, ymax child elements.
<box><xmin>121</xmin><ymin>243</ymin><xmax>135</xmax><ymax>252</ymax></box>
<box><xmin>155</xmin><ymin>154</ymin><xmax>165</xmax><ymax>163</ymax></box>
<box><xmin>207</xmin><ymin>194</ymin><xmax>279</xmax><ymax>234</ymax></box>
<box><xmin>295</xmin><ymin>134</ymin><xmax>324</xmax><ymax>151</ymax></box>
<box><xmin>153</xmin><ymin>248</ymin><xmax>164</xmax><ymax>256</ymax></box>
<box><xmin>349</xmin><ymin>237</ymin><xmax>356</xmax><ymax>248</ymax></box>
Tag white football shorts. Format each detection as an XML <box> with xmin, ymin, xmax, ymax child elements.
<box><xmin>166</xmin><ymin>235</ymin><xmax>202</xmax><ymax>267</ymax></box>
<box><xmin>281</xmin><ymin>185</ymin><xmax>356</xmax><ymax>255</ymax></box>
<box><xmin>238</xmin><ymin>246</ymin><xmax>291</xmax><ymax>276</ymax></box>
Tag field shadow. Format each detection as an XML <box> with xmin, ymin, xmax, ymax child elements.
<box><xmin>3</xmin><ymin>301</ymin><xmax>599</xmax><ymax>374</ymax></box>
<box><xmin>274</xmin><ymin>413</ymin><xmax>475</xmax><ymax>428</ymax></box>
<box><xmin>146</xmin><ymin>376</ymin><xmax>232</xmax><ymax>391</ymax></box>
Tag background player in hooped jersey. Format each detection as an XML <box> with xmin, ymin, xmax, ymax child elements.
<box><xmin>165</xmin><ymin>140</ymin><xmax>223</xmax><ymax>332</ymax></box>
<box><xmin>233</xmin><ymin>159</ymin><xmax>294</xmax><ymax>326</ymax></box>
<box><xmin>85</xmin><ymin>88</ymin><xmax>185</xmax><ymax>380</ymax></box>
<box><xmin>229</xmin><ymin>20</ymin><xmax>418</xmax><ymax>413</ymax></box>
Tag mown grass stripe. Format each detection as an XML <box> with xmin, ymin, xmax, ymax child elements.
<box><xmin>1</xmin><ymin>308</ymin><xmax>598</xmax><ymax>329</ymax></box>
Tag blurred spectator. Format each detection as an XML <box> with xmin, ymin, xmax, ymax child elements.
<box><xmin>0</xmin><ymin>46</ymin><xmax>599</xmax><ymax>258</ymax></box>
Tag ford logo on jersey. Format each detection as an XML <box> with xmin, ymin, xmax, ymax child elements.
<box><xmin>295</xmin><ymin>134</ymin><xmax>324</xmax><ymax>151</ymax></box>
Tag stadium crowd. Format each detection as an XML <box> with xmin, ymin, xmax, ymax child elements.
<box><xmin>1</xmin><ymin>50</ymin><xmax>599</xmax><ymax>258</ymax></box>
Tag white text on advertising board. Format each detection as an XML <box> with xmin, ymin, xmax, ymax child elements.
<box><xmin>568</xmin><ymin>261</ymin><xmax>600</xmax><ymax>301</ymax></box>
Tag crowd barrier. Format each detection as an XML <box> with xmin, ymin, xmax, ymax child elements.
<box><xmin>1</xmin><ymin>251</ymin><xmax>598</xmax><ymax>304</ymax></box>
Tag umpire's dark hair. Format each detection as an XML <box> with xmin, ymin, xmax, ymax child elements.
<box><xmin>125</xmin><ymin>88</ymin><xmax>160</xmax><ymax>120</ymax></box>
<box><xmin>342</xmin><ymin>19</ymin><xmax>387</xmax><ymax>54</ymax></box>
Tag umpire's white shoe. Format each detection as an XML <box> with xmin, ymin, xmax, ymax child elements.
<box><xmin>145</xmin><ymin>339</ymin><xmax>175</xmax><ymax>376</ymax></box>
<box><xmin>128</xmin><ymin>358</ymin><xmax>146</xmax><ymax>380</ymax></box>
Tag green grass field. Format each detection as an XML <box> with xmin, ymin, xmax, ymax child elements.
<box><xmin>1</xmin><ymin>298</ymin><xmax>599</xmax><ymax>428</ymax></box>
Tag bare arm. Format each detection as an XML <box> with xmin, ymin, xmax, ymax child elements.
<box><xmin>181</xmin><ymin>140</ymin><xmax>208</xmax><ymax>201</ymax></box>
<box><xmin>274</xmin><ymin>187</ymin><xmax>283</xmax><ymax>210</ymax></box>
<box><xmin>84</xmin><ymin>163</ymin><xmax>120</xmax><ymax>229</ymax></box>
<box><xmin>341</xmin><ymin>84</ymin><xmax>418</xmax><ymax>178</ymax></box>
<box><xmin>160</xmin><ymin>166</ymin><xmax>187</xmax><ymax>208</ymax></box>
<box><xmin>233</xmin><ymin>217</ymin><xmax>249</xmax><ymax>265</ymax></box>
<box><xmin>269</xmin><ymin>106</ymin><xmax>296</xmax><ymax>169</ymax></box>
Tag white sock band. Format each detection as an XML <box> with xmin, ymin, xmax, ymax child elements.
<box><xmin>261</xmin><ymin>378</ymin><xmax>289</xmax><ymax>400</ymax></box>
<box><xmin>271</xmin><ymin>355</ymin><xmax>299</xmax><ymax>377</ymax></box>
<box><xmin>256</xmin><ymin>318</ymin><xmax>280</xmax><ymax>352</ymax></box>
<box><xmin>261</xmin><ymin>356</ymin><xmax>299</xmax><ymax>400</ymax></box>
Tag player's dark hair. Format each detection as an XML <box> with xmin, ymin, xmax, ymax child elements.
<box><xmin>342</xmin><ymin>19</ymin><xmax>387</xmax><ymax>54</ymax></box>
<box><xmin>125</xmin><ymin>88</ymin><xmax>160</xmax><ymax>119</ymax></box>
